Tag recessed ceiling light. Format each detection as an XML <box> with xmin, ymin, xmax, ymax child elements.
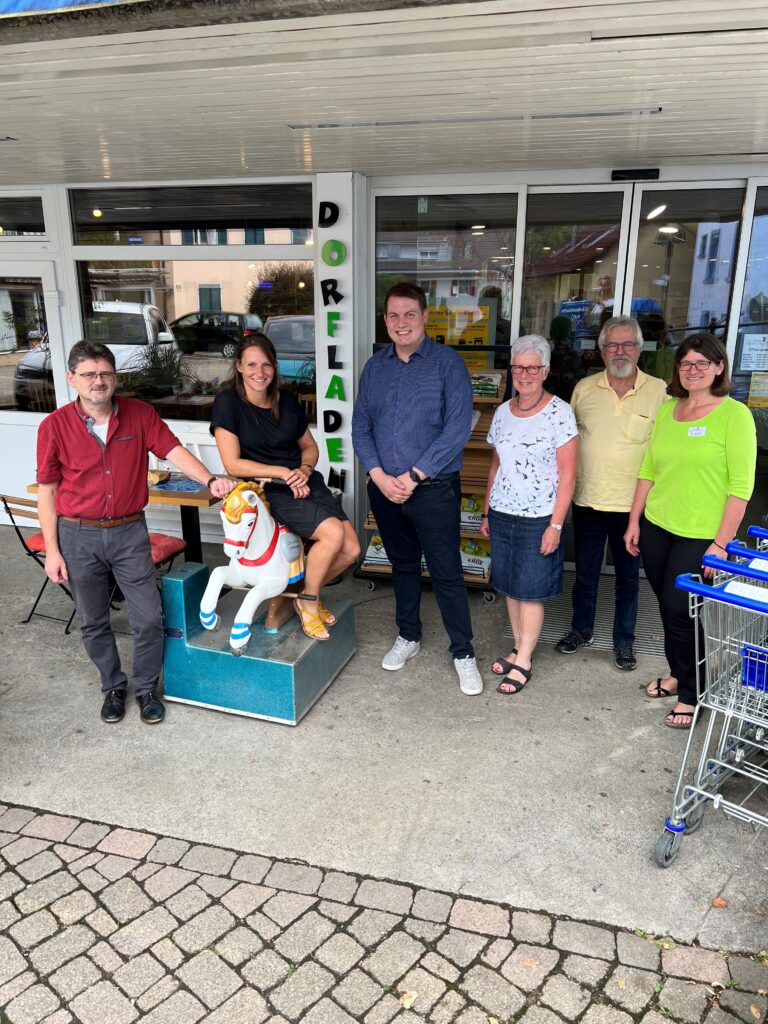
<box><xmin>471</xmin><ymin>224</ymin><xmax>486</xmax><ymax>230</ymax></box>
<box><xmin>472</xmin><ymin>231</ymin><xmax>484</xmax><ymax>236</ymax></box>
<box><xmin>92</xmin><ymin>209</ymin><xmax>102</xmax><ymax>218</ymax></box>
<box><xmin>543</xmin><ymin>246</ymin><xmax>552</xmax><ymax>251</ymax></box>
<box><xmin>658</xmin><ymin>225</ymin><xmax>678</xmax><ymax>234</ymax></box>
<box><xmin>646</xmin><ymin>205</ymin><xmax>667</xmax><ymax>220</ymax></box>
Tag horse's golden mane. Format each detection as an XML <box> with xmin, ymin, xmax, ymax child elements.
<box><xmin>222</xmin><ymin>481</ymin><xmax>271</xmax><ymax>524</ymax></box>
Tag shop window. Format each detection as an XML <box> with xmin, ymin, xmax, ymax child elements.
<box><xmin>0</xmin><ymin>197</ymin><xmax>45</xmax><ymax>238</ymax></box>
<box><xmin>69</xmin><ymin>184</ymin><xmax>312</xmax><ymax>246</ymax></box>
<box><xmin>1</xmin><ymin>276</ymin><xmax>50</xmax><ymax>412</ymax></box>
<box><xmin>375</xmin><ymin>192</ymin><xmax>517</xmax><ymax>373</ymax></box>
<box><xmin>75</xmin><ymin>259</ymin><xmax>315</xmax><ymax>421</ymax></box>
<box><xmin>735</xmin><ymin>186</ymin><xmax>768</xmax><ymax>414</ymax></box>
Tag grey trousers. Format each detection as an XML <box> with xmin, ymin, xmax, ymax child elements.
<box><xmin>58</xmin><ymin>517</ymin><xmax>163</xmax><ymax>696</ymax></box>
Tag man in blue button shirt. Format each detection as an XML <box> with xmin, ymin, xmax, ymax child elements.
<box><xmin>352</xmin><ymin>282</ymin><xmax>482</xmax><ymax>695</ymax></box>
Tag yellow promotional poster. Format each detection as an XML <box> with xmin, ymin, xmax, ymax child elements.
<box><xmin>427</xmin><ymin>302</ymin><xmax>493</xmax><ymax>370</ymax></box>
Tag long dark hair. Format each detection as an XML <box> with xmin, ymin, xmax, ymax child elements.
<box><xmin>667</xmin><ymin>332</ymin><xmax>731</xmax><ymax>398</ymax></box>
<box><xmin>222</xmin><ymin>333</ymin><xmax>281</xmax><ymax>422</ymax></box>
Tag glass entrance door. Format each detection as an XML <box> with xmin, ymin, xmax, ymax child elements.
<box><xmin>0</xmin><ymin>261</ymin><xmax>65</xmax><ymax>414</ymax></box>
<box><xmin>623</xmin><ymin>184</ymin><xmax>745</xmax><ymax>383</ymax></box>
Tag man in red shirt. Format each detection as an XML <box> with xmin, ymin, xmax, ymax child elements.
<box><xmin>37</xmin><ymin>340</ymin><xmax>235</xmax><ymax>724</ymax></box>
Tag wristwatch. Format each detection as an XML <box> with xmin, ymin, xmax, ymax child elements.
<box><xmin>409</xmin><ymin>469</ymin><xmax>425</xmax><ymax>484</ymax></box>
<box><xmin>549</xmin><ymin>522</ymin><xmax>563</xmax><ymax>531</ymax></box>
<box><xmin>206</xmin><ymin>476</ymin><xmax>218</xmax><ymax>489</ymax></box>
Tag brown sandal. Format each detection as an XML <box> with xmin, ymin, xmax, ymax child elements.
<box><xmin>296</xmin><ymin>598</ymin><xmax>329</xmax><ymax>641</ymax></box>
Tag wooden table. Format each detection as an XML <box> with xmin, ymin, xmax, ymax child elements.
<box><xmin>29</xmin><ymin>479</ymin><xmax>220</xmax><ymax>564</ymax></box>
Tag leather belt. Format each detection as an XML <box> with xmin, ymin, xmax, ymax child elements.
<box><xmin>61</xmin><ymin>514</ymin><xmax>141</xmax><ymax>528</ymax></box>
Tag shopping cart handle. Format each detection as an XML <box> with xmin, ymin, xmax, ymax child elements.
<box><xmin>701</xmin><ymin>553</ymin><xmax>768</xmax><ymax>582</ymax></box>
<box><xmin>747</xmin><ymin>524</ymin><xmax>768</xmax><ymax>540</ymax></box>
<box><xmin>676</xmin><ymin>571</ymin><xmax>768</xmax><ymax>610</ymax></box>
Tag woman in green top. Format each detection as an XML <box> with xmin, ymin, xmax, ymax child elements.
<box><xmin>624</xmin><ymin>334</ymin><xmax>756</xmax><ymax>730</ymax></box>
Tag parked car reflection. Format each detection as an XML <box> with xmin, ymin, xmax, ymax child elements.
<box><xmin>13</xmin><ymin>300</ymin><xmax>177</xmax><ymax>411</ymax></box>
<box><xmin>170</xmin><ymin>311</ymin><xmax>263</xmax><ymax>358</ymax></box>
<box><xmin>263</xmin><ymin>314</ymin><xmax>315</xmax><ymax>382</ymax></box>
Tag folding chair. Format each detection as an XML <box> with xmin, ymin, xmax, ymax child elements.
<box><xmin>1</xmin><ymin>493</ymin><xmax>77</xmax><ymax>632</ymax></box>
<box><xmin>2</xmin><ymin>494</ymin><xmax>187</xmax><ymax>634</ymax></box>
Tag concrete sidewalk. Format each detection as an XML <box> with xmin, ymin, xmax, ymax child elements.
<box><xmin>0</xmin><ymin>523</ymin><xmax>766</xmax><ymax>973</ymax></box>
<box><xmin>1</xmin><ymin>802</ymin><xmax>766</xmax><ymax>1024</ymax></box>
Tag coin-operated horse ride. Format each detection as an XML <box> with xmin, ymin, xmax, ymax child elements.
<box><xmin>200</xmin><ymin>482</ymin><xmax>305</xmax><ymax>653</ymax></box>
<box><xmin>160</xmin><ymin>481</ymin><xmax>356</xmax><ymax>725</ymax></box>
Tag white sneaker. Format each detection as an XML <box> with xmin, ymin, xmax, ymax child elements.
<box><xmin>382</xmin><ymin>636</ymin><xmax>421</xmax><ymax>671</ymax></box>
<box><xmin>454</xmin><ymin>656</ymin><xmax>483</xmax><ymax>695</ymax></box>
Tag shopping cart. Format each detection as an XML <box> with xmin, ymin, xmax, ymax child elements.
<box><xmin>654</xmin><ymin>537</ymin><xmax>768</xmax><ymax>867</ymax></box>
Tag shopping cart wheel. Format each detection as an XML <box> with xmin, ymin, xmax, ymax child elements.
<box><xmin>654</xmin><ymin>829</ymin><xmax>683</xmax><ymax>868</ymax></box>
<box><xmin>483</xmin><ymin>591</ymin><xmax>496</xmax><ymax>604</ymax></box>
<box><xmin>365</xmin><ymin>580</ymin><xmax>376</xmax><ymax>592</ymax></box>
<box><xmin>683</xmin><ymin>801</ymin><xmax>706</xmax><ymax>835</ymax></box>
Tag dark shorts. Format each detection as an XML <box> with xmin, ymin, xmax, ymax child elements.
<box><xmin>264</xmin><ymin>471</ymin><xmax>347</xmax><ymax>539</ymax></box>
<box><xmin>488</xmin><ymin>508</ymin><xmax>564</xmax><ymax>601</ymax></box>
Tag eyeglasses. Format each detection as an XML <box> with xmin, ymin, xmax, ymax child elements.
<box><xmin>603</xmin><ymin>341</ymin><xmax>640</xmax><ymax>353</ymax></box>
<box><xmin>76</xmin><ymin>371</ymin><xmax>116</xmax><ymax>381</ymax></box>
<box><xmin>511</xmin><ymin>364</ymin><xmax>545</xmax><ymax>376</ymax></box>
<box><xmin>679</xmin><ymin>360</ymin><xmax>713</xmax><ymax>373</ymax></box>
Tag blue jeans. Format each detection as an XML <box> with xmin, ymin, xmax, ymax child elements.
<box><xmin>367</xmin><ymin>475</ymin><xmax>474</xmax><ymax>659</ymax></box>
<box><xmin>570</xmin><ymin>504</ymin><xmax>639</xmax><ymax>647</ymax></box>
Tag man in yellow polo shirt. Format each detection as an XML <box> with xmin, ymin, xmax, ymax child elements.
<box><xmin>555</xmin><ymin>315</ymin><xmax>667</xmax><ymax>671</ymax></box>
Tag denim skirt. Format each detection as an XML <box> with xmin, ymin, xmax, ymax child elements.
<box><xmin>488</xmin><ymin>508</ymin><xmax>565</xmax><ymax>601</ymax></box>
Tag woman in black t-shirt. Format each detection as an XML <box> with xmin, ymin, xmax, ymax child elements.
<box><xmin>211</xmin><ymin>334</ymin><xmax>360</xmax><ymax>640</ymax></box>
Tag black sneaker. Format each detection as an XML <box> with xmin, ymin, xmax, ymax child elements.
<box><xmin>614</xmin><ymin>644</ymin><xmax>637</xmax><ymax>671</ymax></box>
<box><xmin>101</xmin><ymin>688</ymin><xmax>126</xmax><ymax>723</ymax></box>
<box><xmin>555</xmin><ymin>629</ymin><xmax>594</xmax><ymax>655</ymax></box>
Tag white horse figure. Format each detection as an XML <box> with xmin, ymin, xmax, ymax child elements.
<box><xmin>199</xmin><ymin>481</ymin><xmax>304</xmax><ymax>654</ymax></box>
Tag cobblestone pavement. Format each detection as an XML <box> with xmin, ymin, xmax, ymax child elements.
<box><xmin>0</xmin><ymin>804</ymin><xmax>765</xmax><ymax>1024</ymax></box>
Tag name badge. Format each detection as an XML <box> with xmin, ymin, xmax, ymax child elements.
<box><xmin>688</xmin><ymin>426</ymin><xmax>707</xmax><ymax>437</ymax></box>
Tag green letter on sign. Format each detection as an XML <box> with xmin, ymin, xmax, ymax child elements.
<box><xmin>327</xmin><ymin>311</ymin><xmax>340</xmax><ymax>337</ymax></box>
<box><xmin>325</xmin><ymin>375</ymin><xmax>346</xmax><ymax>402</ymax></box>
<box><xmin>321</xmin><ymin>239</ymin><xmax>347</xmax><ymax>266</ymax></box>
<box><xmin>326</xmin><ymin>438</ymin><xmax>344</xmax><ymax>463</ymax></box>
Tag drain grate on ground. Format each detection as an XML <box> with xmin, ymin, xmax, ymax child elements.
<box><xmin>503</xmin><ymin>570</ymin><xmax>665</xmax><ymax>657</ymax></box>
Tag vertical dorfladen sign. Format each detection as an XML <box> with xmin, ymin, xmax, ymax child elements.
<box><xmin>314</xmin><ymin>175</ymin><xmax>354</xmax><ymax>517</ymax></box>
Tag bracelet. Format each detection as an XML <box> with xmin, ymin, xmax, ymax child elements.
<box><xmin>205</xmin><ymin>476</ymin><xmax>217</xmax><ymax>489</ymax></box>
<box><xmin>713</xmin><ymin>541</ymin><xmax>727</xmax><ymax>551</ymax></box>
<box><xmin>301</xmin><ymin>464</ymin><xmax>315</xmax><ymax>474</ymax></box>
<box><xmin>480</xmin><ymin>514</ymin><xmax>488</xmax><ymax>519</ymax></box>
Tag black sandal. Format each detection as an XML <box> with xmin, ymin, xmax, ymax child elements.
<box><xmin>646</xmin><ymin>676</ymin><xmax>677</xmax><ymax>699</ymax></box>
<box><xmin>491</xmin><ymin>649</ymin><xmax>518</xmax><ymax>675</ymax></box>
<box><xmin>497</xmin><ymin>664</ymin><xmax>532</xmax><ymax>695</ymax></box>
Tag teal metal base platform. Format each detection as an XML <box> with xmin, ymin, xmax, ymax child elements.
<box><xmin>161</xmin><ymin>563</ymin><xmax>356</xmax><ymax>725</ymax></box>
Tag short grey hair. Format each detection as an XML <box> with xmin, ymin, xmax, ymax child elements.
<box><xmin>598</xmin><ymin>315</ymin><xmax>643</xmax><ymax>349</ymax></box>
<box><xmin>510</xmin><ymin>334</ymin><xmax>551</xmax><ymax>368</ymax></box>
<box><xmin>67</xmin><ymin>339</ymin><xmax>116</xmax><ymax>372</ymax></box>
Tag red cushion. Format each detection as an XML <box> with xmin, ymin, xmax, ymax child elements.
<box><xmin>26</xmin><ymin>532</ymin><xmax>46</xmax><ymax>553</ymax></box>
<box><xmin>148</xmin><ymin>532</ymin><xmax>186</xmax><ymax>565</ymax></box>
